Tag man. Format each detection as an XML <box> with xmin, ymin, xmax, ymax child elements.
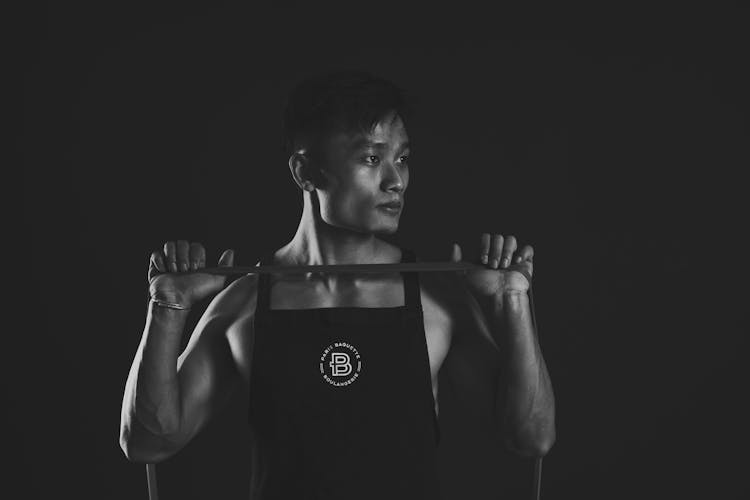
<box><xmin>120</xmin><ymin>69</ymin><xmax>555</xmax><ymax>498</ymax></box>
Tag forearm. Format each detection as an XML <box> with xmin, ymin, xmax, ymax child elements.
<box><xmin>491</xmin><ymin>291</ymin><xmax>556</xmax><ymax>456</ymax></box>
<box><xmin>121</xmin><ymin>302</ymin><xmax>188</xmax><ymax>445</ymax></box>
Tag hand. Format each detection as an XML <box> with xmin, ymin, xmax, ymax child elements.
<box><xmin>147</xmin><ymin>240</ymin><xmax>235</xmax><ymax>308</ymax></box>
<box><xmin>450</xmin><ymin>233</ymin><xmax>534</xmax><ymax>301</ymax></box>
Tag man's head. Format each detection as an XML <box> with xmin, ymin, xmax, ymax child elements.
<box><xmin>282</xmin><ymin>69</ymin><xmax>414</xmax><ymax>235</ymax></box>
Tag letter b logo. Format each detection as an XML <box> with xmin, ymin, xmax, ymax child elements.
<box><xmin>330</xmin><ymin>352</ymin><xmax>352</xmax><ymax>376</ymax></box>
<box><xmin>320</xmin><ymin>342</ymin><xmax>361</xmax><ymax>387</ymax></box>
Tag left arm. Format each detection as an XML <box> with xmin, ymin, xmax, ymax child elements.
<box><xmin>484</xmin><ymin>290</ymin><xmax>556</xmax><ymax>457</ymax></box>
<box><xmin>450</xmin><ymin>233</ymin><xmax>556</xmax><ymax>457</ymax></box>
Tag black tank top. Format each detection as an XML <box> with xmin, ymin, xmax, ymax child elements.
<box><xmin>247</xmin><ymin>247</ymin><xmax>441</xmax><ymax>499</ymax></box>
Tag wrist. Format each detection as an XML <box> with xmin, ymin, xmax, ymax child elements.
<box><xmin>149</xmin><ymin>277</ymin><xmax>192</xmax><ymax>309</ymax></box>
<box><xmin>150</xmin><ymin>297</ymin><xmax>191</xmax><ymax>311</ymax></box>
<box><xmin>497</xmin><ymin>289</ymin><xmax>528</xmax><ymax>311</ymax></box>
<box><xmin>481</xmin><ymin>289</ymin><xmax>528</xmax><ymax>319</ymax></box>
<box><xmin>148</xmin><ymin>300</ymin><xmax>191</xmax><ymax>322</ymax></box>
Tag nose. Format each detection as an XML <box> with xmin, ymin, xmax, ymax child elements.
<box><xmin>381</xmin><ymin>161</ymin><xmax>405</xmax><ymax>193</ymax></box>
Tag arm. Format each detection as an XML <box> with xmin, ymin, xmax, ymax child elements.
<box><xmin>119</xmin><ymin>242</ymin><xmax>256</xmax><ymax>463</ymax></box>
<box><xmin>486</xmin><ymin>290</ymin><xmax>556</xmax><ymax>457</ymax></box>
<box><xmin>445</xmin><ymin>235</ymin><xmax>556</xmax><ymax>457</ymax></box>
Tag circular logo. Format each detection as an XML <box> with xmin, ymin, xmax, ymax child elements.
<box><xmin>320</xmin><ymin>341</ymin><xmax>362</xmax><ymax>387</ymax></box>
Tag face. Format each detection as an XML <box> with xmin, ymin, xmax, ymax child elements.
<box><xmin>312</xmin><ymin>110</ymin><xmax>410</xmax><ymax>235</ymax></box>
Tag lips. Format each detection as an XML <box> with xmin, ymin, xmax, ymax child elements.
<box><xmin>378</xmin><ymin>201</ymin><xmax>402</xmax><ymax>209</ymax></box>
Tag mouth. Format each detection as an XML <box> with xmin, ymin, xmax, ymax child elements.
<box><xmin>377</xmin><ymin>199</ymin><xmax>403</xmax><ymax>208</ymax></box>
<box><xmin>377</xmin><ymin>203</ymin><xmax>402</xmax><ymax>212</ymax></box>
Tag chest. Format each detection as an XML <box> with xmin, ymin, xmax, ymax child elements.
<box><xmin>268</xmin><ymin>275</ymin><xmax>408</xmax><ymax>309</ymax></box>
<box><xmin>229</xmin><ymin>276</ymin><xmax>452</xmax><ymax>395</ymax></box>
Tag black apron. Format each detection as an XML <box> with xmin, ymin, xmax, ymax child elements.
<box><xmin>247</xmin><ymin>247</ymin><xmax>441</xmax><ymax>499</ymax></box>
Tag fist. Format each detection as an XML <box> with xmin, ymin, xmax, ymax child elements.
<box><xmin>451</xmin><ymin>233</ymin><xmax>534</xmax><ymax>299</ymax></box>
<box><xmin>147</xmin><ymin>240</ymin><xmax>235</xmax><ymax>307</ymax></box>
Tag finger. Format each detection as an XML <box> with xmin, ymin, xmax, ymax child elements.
<box><xmin>488</xmin><ymin>234</ymin><xmax>504</xmax><ymax>269</ymax></box>
<box><xmin>163</xmin><ymin>241</ymin><xmax>177</xmax><ymax>273</ymax></box>
<box><xmin>189</xmin><ymin>242</ymin><xmax>205</xmax><ymax>271</ymax></box>
<box><xmin>148</xmin><ymin>250</ymin><xmax>166</xmax><ymax>282</ymax></box>
<box><xmin>198</xmin><ymin>246</ymin><xmax>206</xmax><ymax>268</ymax></box>
<box><xmin>450</xmin><ymin>243</ymin><xmax>462</xmax><ymax>263</ymax></box>
<box><xmin>176</xmin><ymin>240</ymin><xmax>190</xmax><ymax>272</ymax></box>
<box><xmin>479</xmin><ymin>233</ymin><xmax>491</xmax><ymax>264</ymax></box>
<box><xmin>514</xmin><ymin>244</ymin><xmax>534</xmax><ymax>264</ymax></box>
<box><xmin>500</xmin><ymin>235</ymin><xmax>517</xmax><ymax>268</ymax></box>
<box><xmin>218</xmin><ymin>249</ymin><xmax>235</xmax><ymax>267</ymax></box>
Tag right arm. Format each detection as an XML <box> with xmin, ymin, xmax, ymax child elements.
<box><xmin>119</xmin><ymin>241</ymin><xmax>253</xmax><ymax>463</ymax></box>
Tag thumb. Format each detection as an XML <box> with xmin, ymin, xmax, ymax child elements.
<box><xmin>450</xmin><ymin>242</ymin><xmax>462</xmax><ymax>263</ymax></box>
<box><xmin>218</xmin><ymin>249</ymin><xmax>235</xmax><ymax>267</ymax></box>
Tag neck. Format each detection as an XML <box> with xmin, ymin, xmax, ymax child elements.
<box><xmin>278</xmin><ymin>193</ymin><xmax>397</xmax><ymax>287</ymax></box>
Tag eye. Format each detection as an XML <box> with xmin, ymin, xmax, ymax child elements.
<box><xmin>362</xmin><ymin>154</ymin><xmax>409</xmax><ymax>165</ymax></box>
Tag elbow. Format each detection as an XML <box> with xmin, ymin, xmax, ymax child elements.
<box><xmin>119</xmin><ymin>431</ymin><xmax>149</xmax><ymax>464</ymax></box>
<box><xmin>530</xmin><ymin>432</ymin><xmax>555</xmax><ymax>457</ymax></box>
<box><xmin>504</xmin><ymin>425</ymin><xmax>556</xmax><ymax>458</ymax></box>
<box><xmin>119</xmin><ymin>427</ymin><xmax>175</xmax><ymax>464</ymax></box>
<box><xmin>120</xmin><ymin>433</ymin><xmax>146</xmax><ymax>463</ymax></box>
<box><xmin>120</xmin><ymin>438</ymin><xmax>173</xmax><ymax>464</ymax></box>
<box><xmin>120</xmin><ymin>442</ymin><xmax>149</xmax><ymax>464</ymax></box>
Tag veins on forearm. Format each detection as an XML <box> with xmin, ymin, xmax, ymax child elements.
<box><xmin>491</xmin><ymin>293</ymin><xmax>553</xmax><ymax>432</ymax></box>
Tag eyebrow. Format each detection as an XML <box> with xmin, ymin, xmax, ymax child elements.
<box><xmin>354</xmin><ymin>139</ymin><xmax>410</xmax><ymax>150</ymax></box>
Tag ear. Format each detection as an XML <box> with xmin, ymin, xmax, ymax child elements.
<box><xmin>288</xmin><ymin>151</ymin><xmax>316</xmax><ymax>192</ymax></box>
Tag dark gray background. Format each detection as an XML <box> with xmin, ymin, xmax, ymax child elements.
<box><xmin>19</xmin><ymin>4</ymin><xmax>748</xmax><ymax>499</ymax></box>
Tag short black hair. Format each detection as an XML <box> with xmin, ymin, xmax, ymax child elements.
<box><xmin>281</xmin><ymin>69</ymin><xmax>414</xmax><ymax>160</ymax></box>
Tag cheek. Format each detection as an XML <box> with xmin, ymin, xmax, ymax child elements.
<box><xmin>341</xmin><ymin>189</ymin><xmax>377</xmax><ymax>216</ymax></box>
<box><xmin>327</xmin><ymin>180</ymin><xmax>378</xmax><ymax>217</ymax></box>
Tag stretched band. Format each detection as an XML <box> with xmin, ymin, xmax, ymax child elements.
<box><xmin>195</xmin><ymin>261</ymin><xmax>533</xmax><ymax>286</ymax></box>
<box><xmin>146</xmin><ymin>463</ymin><xmax>159</xmax><ymax>500</ymax></box>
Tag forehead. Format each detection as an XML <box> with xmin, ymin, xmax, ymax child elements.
<box><xmin>327</xmin><ymin>112</ymin><xmax>410</xmax><ymax>154</ymax></box>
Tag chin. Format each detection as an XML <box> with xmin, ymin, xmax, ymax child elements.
<box><xmin>332</xmin><ymin>214</ymin><xmax>399</xmax><ymax>235</ymax></box>
<box><xmin>372</xmin><ymin>221</ymin><xmax>399</xmax><ymax>235</ymax></box>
